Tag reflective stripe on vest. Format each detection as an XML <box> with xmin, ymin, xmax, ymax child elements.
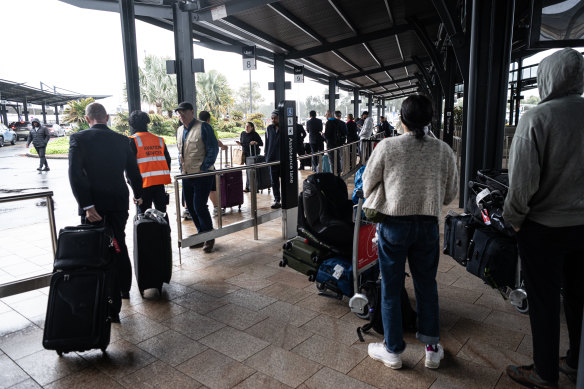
<box><xmin>130</xmin><ymin>132</ymin><xmax>171</xmax><ymax>187</ymax></box>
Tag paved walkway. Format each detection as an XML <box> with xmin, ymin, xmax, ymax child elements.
<box><xmin>0</xmin><ymin>169</ymin><xmax>575</xmax><ymax>389</ymax></box>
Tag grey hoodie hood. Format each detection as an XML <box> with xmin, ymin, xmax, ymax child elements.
<box><xmin>538</xmin><ymin>48</ymin><xmax>584</xmax><ymax>103</ymax></box>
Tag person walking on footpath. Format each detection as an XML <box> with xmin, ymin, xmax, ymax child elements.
<box><xmin>504</xmin><ymin>48</ymin><xmax>584</xmax><ymax>389</ymax></box>
<box><xmin>26</xmin><ymin>118</ymin><xmax>51</xmax><ymax>171</ymax></box>
<box><xmin>68</xmin><ymin>102</ymin><xmax>143</xmax><ymax>321</ymax></box>
<box><xmin>264</xmin><ymin>110</ymin><xmax>282</xmax><ymax>209</ymax></box>
<box><xmin>128</xmin><ymin>110</ymin><xmax>171</xmax><ymax>214</ymax></box>
<box><xmin>363</xmin><ymin>95</ymin><xmax>458</xmax><ymax>370</ymax></box>
<box><xmin>175</xmin><ymin>102</ymin><xmax>219</xmax><ymax>253</ymax></box>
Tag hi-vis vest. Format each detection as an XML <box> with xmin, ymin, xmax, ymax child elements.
<box><xmin>130</xmin><ymin>132</ymin><xmax>171</xmax><ymax>188</ymax></box>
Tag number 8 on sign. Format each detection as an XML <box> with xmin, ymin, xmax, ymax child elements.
<box><xmin>243</xmin><ymin>58</ymin><xmax>256</xmax><ymax>70</ymax></box>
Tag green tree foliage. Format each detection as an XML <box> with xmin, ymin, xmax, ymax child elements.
<box><xmin>233</xmin><ymin>81</ymin><xmax>264</xmax><ymax>113</ymax></box>
<box><xmin>138</xmin><ymin>55</ymin><xmax>177</xmax><ymax>116</ymax></box>
<box><xmin>196</xmin><ymin>70</ymin><xmax>233</xmax><ymax>118</ymax></box>
<box><xmin>63</xmin><ymin>97</ymin><xmax>95</xmax><ymax>131</ymax></box>
<box><xmin>304</xmin><ymin>94</ymin><xmax>327</xmax><ymax>116</ymax></box>
<box><xmin>247</xmin><ymin>112</ymin><xmax>265</xmax><ymax>131</ymax></box>
<box><xmin>231</xmin><ymin>110</ymin><xmax>244</xmax><ymax>121</ymax></box>
<box><xmin>148</xmin><ymin>113</ymin><xmax>176</xmax><ymax>136</ymax></box>
<box><xmin>113</xmin><ymin>112</ymin><xmax>131</xmax><ymax>135</ymax></box>
<box><xmin>526</xmin><ymin>95</ymin><xmax>541</xmax><ymax>105</ymax></box>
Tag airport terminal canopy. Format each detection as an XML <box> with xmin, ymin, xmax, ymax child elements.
<box><xmin>0</xmin><ymin>79</ymin><xmax>109</xmax><ymax>107</ymax></box>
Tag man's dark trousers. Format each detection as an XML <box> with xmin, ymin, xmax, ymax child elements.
<box><xmin>310</xmin><ymin>143</ymin><xmax>324</xmax><ymax>172</ymax></box>
<box><xmin>269</xmin><ymin>165</ymin><xmax>281</xmax><ymax>202</ymax></box>
<box><xmin>137</xmin><ymin>184</ymin><xmax>167</xmax><ymax>214</ymax></box>
<box><xmin>35</xmin><ymin>146</ymin><xmax>48</xmax><ymax>168</ymax></box>
<box><xmin>517</xmin><ymin>220</ymin><xmax>584</xmax><ymax>382</ymax></box>
<box><xmin>182</xmin><ymin>176</ymin><xmax>213</xmax><ymax>233</ymax></box>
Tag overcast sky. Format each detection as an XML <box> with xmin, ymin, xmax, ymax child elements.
<box><xmin>1</xmin><ymin>0</ymin><xmax>327</xmax><ymax>114</ymax></box>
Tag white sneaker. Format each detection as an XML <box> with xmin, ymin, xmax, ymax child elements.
<box><xmin>425</xmin><ymin>344</ymin><xmax>444</xmax><ymax>369</ymax></box>
<box><xmin>368</xmin><ymin>342</ymin><xmax>402</xmax><ymax>369</ymax></box>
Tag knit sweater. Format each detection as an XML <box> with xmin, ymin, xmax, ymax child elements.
<box><xmin>362</xmin><ymin>132</ymin><xmax>458</xmax><ymax>219</ymax></box>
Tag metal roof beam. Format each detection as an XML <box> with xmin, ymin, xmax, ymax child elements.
<box><xmin>267</xmin><ymin>3</ymin><xmax>323</xmax><ymax>44</ymax></box>
<box><xmin>328</xmin><ymin>0</ymin><xmax>357</xmax><ymax>32</ymax></box>
<box><xmin>58</xmin><ymin>0</ymin><xmax>172</xmax><ymax>18</ymax></box>
<box><xmin>408</xmin><ymin>17</ymin><xmax>447</xmax><ymax>92</ymax></box>
<box><xmin>286</xmin><ymin>24</ymin><xmax>412</xmax><ymax>60</ymax></box>
<box><xmin>364</xmin><ymin>75</ymin><xmax>418</xmax><ymax>89</ymax></box>
<box><xmin>431</xmin><ymin>0</ymin><xmax>459</xmax><ymax>36</ymax></box>
<box><xmin>338</xmin><ymin>60</ymin><xmax>419</xmax><ymax>80</ymax></box>
<box><xmin>377</xmin><ymin>84</ymin><xmax>419</xmax><ymax>96</ymax></box>
<box><xmin>183</xmin><ymin>0</ymin><xmax>280</xmax><ymax>22</ymax></box>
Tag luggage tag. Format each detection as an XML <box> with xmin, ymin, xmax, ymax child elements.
<box><xmin>333</xmin><ymin>264</ymin><xmax>345</xmax><ymax>279</ymax></box>
<box><xmin>476</xmin><ymin>188</ymin><xmax>492</xmax><ymax>225</ymax></box>
<box><xmin>111</xmin><ymin>238</ymin><xmax>121</xmax><ymax>254</ymax></box>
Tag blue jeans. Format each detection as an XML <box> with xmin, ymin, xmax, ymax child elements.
<box><xmin>377</xmin><ymin>215</ymin><xmax>440</xmax><ymax>353</ymax></box>
<box><xmin>182</xmin><ymin>176</ymin><xmax>214</xmax><ymax>233</ymax></box>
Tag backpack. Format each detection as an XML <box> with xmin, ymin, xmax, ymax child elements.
<box><xmin>357</xmin><ymin>277</ymin><xmax>417</xmax><ymax>341</ymax></box>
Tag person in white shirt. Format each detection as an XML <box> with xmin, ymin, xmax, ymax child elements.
<box><xmin>358</xmin><ymin>111</ymin><xmax>374</xmax><ymax>139</ymax></box>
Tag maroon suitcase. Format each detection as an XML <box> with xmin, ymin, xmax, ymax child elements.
<box><xmin>220</xmin><ymin>171</ymin><xmax>244</xmax><ymax>210</ymax></box>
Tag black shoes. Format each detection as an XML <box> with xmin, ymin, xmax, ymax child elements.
<box><xmin>121</xmin><ymin>291</ymin><xmax>130</xmax><ymax>299</ymax></box>
<box><xmin>271</xmin><ymin>202</ymin><xmax>282</xmax><ymax>209</ymax></box>
<box><xmin>37</xmin><ymin>167</ymin><xmax>43</xmax><ymax>171</ymax></box>
<box><xmin>190</xmin><ymin>242</ymin><xmax>205</xmax><ymax>249</ymax></box>
<box><xmin>43</xmin><ymin>167</ymin><xmax>50</xmax><ymax>171</ymax></box>
<box><xmin>110</xmin><ymin>314</ymin><xmax>121</xmax><ymax>323</ymax></box>
<box><xmin>203</xmin><ymin>239</ymin><xmax>215</xmax><ymax>253</ymax></box>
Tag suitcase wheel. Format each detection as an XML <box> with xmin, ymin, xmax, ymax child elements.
<box><xmin>308</xmin><ymin>274</ymin><xmax>316</xmax><ymax>282</ymax></box>
<box><xmin>279</xmin><ymin>259</ymin><xmax>287</xmax><ymax>267</ymax></box>
<box><xmin>238</xmin><ymin>205</ymin><xmax>241</xmax><ymax>211</ymax></box>
<box><xmin>283</xmin><ymin>242</ymin><xmax>291</xmax><ymax>250</ymax></box>
<box><xmin>56</xmin><ymin>350</ymin><xmax>63</xmax><ymax>357</ymax></box>
<box><xmin>316</xmin><ymin>283</ymin><xmax>327</xmax><ymax>292</ymax></box>
<box><xmin>101</xmin><ymin>347</ymin><xmax>107</xmax><ymax>354</ymax></box>
<box><xmin>158</xmin><ymin>287</ymin><xmax>163</xmax><ymax>296</ymax></box>
<box><xmin>312</xmin><ymin>255</ymin><xmax>319</xmax><ymax>264</ymax></box>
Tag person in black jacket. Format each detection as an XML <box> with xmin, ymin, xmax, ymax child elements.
<box><xmin>68</xmin><ymin>102</ymin><xmax>143</xmax><ymax>320</ymax></box>
<box><xmin>26</xmin><ymin>118</ymin><xmax>51</xmax><ymax>171</ymax></box>
<box><xmin>324</xmin><ymin>110</ymin><xmax>343</xmax><ymax>174</ymax></box>
<box><xmin>295</xmin><ymin>116</ymin><xmax>307</xmax><ymax>170</ymax></box>
<box><xmin>306</xmin><ymin>110</ymin><xmax>323</xmax><ymax>172</ymax></box>
<box><xmin>237</xmin><ymin>121</ymin><xmax>263</xmax><ymax>192</ymax></box>
<box><xmin>264</xmin><ymin>110</ymin><xmax>281</xmax><ymax>209</ymax></box>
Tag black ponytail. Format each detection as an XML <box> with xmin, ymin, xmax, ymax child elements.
<box><xmin>400</xmin><ymin>95</ymin><xmax>432</xmax><ymax>140</ymax></box>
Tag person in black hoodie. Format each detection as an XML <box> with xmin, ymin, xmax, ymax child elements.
<box><xmin>26</xmin><ymin>118</ymin><xmax>51</xmax><ymax>171</ymax></box>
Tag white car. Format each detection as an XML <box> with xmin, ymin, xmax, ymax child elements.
<box><xmin>46</xmin><ymin>123</ymin><xmax>66</xmax><ymax>137</ymax></box>
<box><xmin>0</xmin><ymin>123</ymin><xmax>17</xmax><ymax>146</ymax></box>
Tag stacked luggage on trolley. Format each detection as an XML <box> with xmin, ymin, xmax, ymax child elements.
<box><xmin>279</xmin><ymin>172</ymin><xmax>380</xmax><ymax>319</ymax></box>
<box><xmin>443</xmin><ymin>169</ymin><xmax>528</xmax><ymax>313</ymax></box>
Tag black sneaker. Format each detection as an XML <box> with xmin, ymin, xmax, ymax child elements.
<box><xmin>37</xmin><ymin>167</ymin><xmax>43</xmax><ymax>171</ymax></box>
<box><xmin>203</xmin><ymin>239</ymin><xmax>215</xmax><ymax>253</ymax></box>
<box><xmin>42</xmin><ymin>167</ymin><xmax>50</xmax><ymax>171</ymax></box>
<box><xmin>271</xmin><ymin>202</ymin><xmax>281</xmax><ymax>209</ymax></box>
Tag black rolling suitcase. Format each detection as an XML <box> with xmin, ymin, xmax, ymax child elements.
<box><xmin>133</xmin><ymin>209</ymin><xmax>172</xmax><ymax>296</ymax></box>
<box><xmin>43</xmin><ymin>224</ymin><xmax>116</xmax><ymax>355</ymax></box>
<box><xmin>246</xmin><ymin>146</ymin><xmax>271</xmax><ymax>192</ymax></box>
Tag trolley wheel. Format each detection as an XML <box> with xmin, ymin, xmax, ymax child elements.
<box><xmin>158</xmin><ymin>287</ymin><xmax>163</xmax><ymax>296</ymax></box>
<box><xmin>515</xmin><ymin>298</ymin><xmax>529</xmax><ymax>314</ymax></box>
<box><xmin>56</xmin><ymin>350</ymin><xmax>63</xmax><ymax>357</ymax></box>
<box><xmin>354</xmin><ymin>307</ymin><xmax>371</xmax><ymax>320</ymax></box>
<box><xmin>316</xmin><ymin>283</ymin><xmax>327</xmax><ymax>292</ymax></box>
<box><xmin>238</xmin><ymin>205</ymin><xmax>241</xmax><ymax>211</ymax></box>
<box><xmin>279</xmin><ymin>260</ymin><xmax>286</xmax><ymax>267</ymax></box>
<box><xmin>101</xmin><ymin>347</ymin><xmax>107</xmax><ymax>354</ymax></box>
<box><xmin>308</xmin><ymin>274</ymin><xmax>316</xmax><ymax>282</ymax></box>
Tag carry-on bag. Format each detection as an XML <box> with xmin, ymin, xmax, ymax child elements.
<box><xmin>443</xmin><ymin>211</ymin><xmax>476</xmax><ymax>266</ymax></box>
<box><xmin>246</xmin><ymin>145</ymin><xmax>271</xmax><ymax>191</ymax></box>
<box><xmin>43</xmin><ymin>223</ymin><xmax>116</xmax><ymax>355</ymax></box>
<box><xmin>220</xmin><ymin>171</ymin><xmax>244</xmax><ymax>210</ymax></box>
<box><xmin>133</xmin><ymin>208</ymin><xmax>172</xmax><ymax>296</ymax></box>
<box><xmin>466</xmin><ymin>227</ymin><xmax>518</xmax><ymax>290</ymax></box>
<box><xmin>280</xmin><ymin>236</ymin><xmax>331</xmax><ymax>281</ymax></box>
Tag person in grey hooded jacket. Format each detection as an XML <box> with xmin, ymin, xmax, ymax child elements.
<box><xmin>504</xmin><ymin>48</ymin><xmax>584</xmax><ymax>388</ymax></box>
<box><xmin>26</xmin><ymin>118</ymin><xmax>51</xmax><ymax>171</ymax></box>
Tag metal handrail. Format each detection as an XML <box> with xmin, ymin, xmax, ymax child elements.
<box><xmin>0</xmin><ymin>191</ymin><xmax>57</xmax><ymax>298</ymax></box>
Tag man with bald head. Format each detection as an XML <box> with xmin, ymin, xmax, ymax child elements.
<box><xmin>68</xmin><ymin>102</ymin><xmax>143</xmax><ymax>322</ymax></box>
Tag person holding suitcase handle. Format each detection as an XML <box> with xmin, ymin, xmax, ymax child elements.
<box><xmin>237</xmin><ymin>121</ymin><xmax>263</xmax><ymax>192</ymax></box>
<box><xmin>504</xmin><ymin>48</ymin><xmax>584</xmax><ymax>389</ymax></box>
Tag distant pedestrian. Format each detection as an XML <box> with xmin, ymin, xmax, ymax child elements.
<box><xmin>264</xmin><ymin>110</ymin><xmax>282</xmax><ymax>209</ymax></box>
<box><xmin>26</xmin><ymin>118</ymin><xmax>51</xmax><ymax>171</ymax></box>
<box><xmin>199</xmin><ymin>110</ymin><xmax>227</xmax><ymax>217</ymax></box>
<box><xmin>306</xmin><ymin>110</ymin><xmax>324</xmax><ymax>172</ymax></box>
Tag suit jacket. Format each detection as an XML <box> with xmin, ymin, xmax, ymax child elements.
<box><xmin>69</xmin><ymin>124</ymin><xmax>143</xmax><ymax>215</ymax></box>
<box><xmin>306</xmin><ymin>117</ymin><xmax>323</xmax><ymax>144</ymax></box>
<box><xmin>264</xmin><ymin>124</ymin><xmax>280</xmax><ymax>162</ymax></box>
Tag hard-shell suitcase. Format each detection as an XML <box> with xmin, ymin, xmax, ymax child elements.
<box><xmin>220</xmin><ymin>171</ymin><xmax>244</xmax><ymax>209</ymax></box>
<box><xmin>246</xmin><ymin>146</ymin><xmax>271</xmax><ymax>191</ymax></box>
<box><xmin>133</xmin><ymin>209</ymin><xmax>172</xmax><ymax>295</ymax></box>
<box><xmin>466</xmin><ymin>227</ymin><xmax>517</xmax><ymax>290</ymax></box>
<box><xmin>43</xmin><ymin>223</ymin><xmax>116</xmax><ymax>355</ymax></box>
<box><xmin>280</xmin><ymin>236</ymin><xmax>330</xmax><ymax>281</ymax></box>
<box><xmin>443</xmin><ymin>211</ymin><xmax>476</xmax><ymax>266</ymax></box>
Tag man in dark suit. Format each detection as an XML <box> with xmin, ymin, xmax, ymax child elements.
<box><xmin>306</xmin><ymin>110</ymin><xmax>323</xmax><ymax>172</ymax></box>
<box><xmin>68</xmin><ymin>102</ymin><xmax>143</xmax><ymax>320</ymax></box>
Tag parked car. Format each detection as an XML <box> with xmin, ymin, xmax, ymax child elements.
<box><xmin>60</xmin><ymin>123</ymin><xmax>74</xmax><ymax>135</ymax></box>
<box><xmin>0</xmin><ymin>123</ymin><xmax>17</xmax><ymax>146</ymax></box>
<box><xmin>46</xmin><ymin>123</ymin><xmax>65</xmax><ymax>137</ymax></box>
<box><xmin>8</xmin><ymin>121</ymin><xmax>31</xmax><ymax>141</ymax></box>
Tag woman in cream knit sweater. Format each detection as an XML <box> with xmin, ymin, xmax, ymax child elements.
<box><xmin>363</xmin><ymin>95</ymin><xmax>458</xmax><ymax>370</ymax></box>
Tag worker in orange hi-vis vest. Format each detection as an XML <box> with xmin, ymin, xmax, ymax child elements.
<box><xmin>128</xmin><ymin>111</ymin><xmax>172</xmax><ymax>214</ymax></box>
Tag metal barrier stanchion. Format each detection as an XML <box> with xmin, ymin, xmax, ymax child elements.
<box><xmin>250</xmin><ymin>168</ymin><xmax>258</xmax><ymax>240</ymax></box>
<box><xmin>46</xmin><ymin>194</ymin><xmax>58</xmax><ymax>255</ymax></box>
<box><xmin>173</xmin><ymin>179</ymin><xmax>182</xmax><ymax>265</ymax></box>
<box><xmin>216</xmin><ymin>171</ymin><xmax>222</xmax><ymax>229</ymax></box>
<box><xmin>577</xmin><ymin>311</ymin><xmax>584</xmax><ymax>388</ymax></box>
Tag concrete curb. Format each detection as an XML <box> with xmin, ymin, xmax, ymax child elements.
<box><xmin>26</xmin><ymin>152</ymin><xmax>69</xmax><ymax>160</ymax></box>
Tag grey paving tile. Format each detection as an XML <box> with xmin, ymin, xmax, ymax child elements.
<box><xmin>301</xmin><ymin>367</ymin><xmax>376</xmax><ymax>389</ymax></box>
<box><xmin>0</xmin><ymin>311</ymin><xmax>34</xmax><ymax>337</ymax></box>
<box><xmin>295</xmin><ymin>293</ymin><xmax>351</xmax><ymax>319</ymax></box>
<box><xmin>173</xmin><ymin>290</ymin><xmax>228</xmax><ymax>315</ymax></box>
<box><xmin>439</xmin><ymin>296</ymin><xmax>492</xmax><ymax>322</ymax></box>
<box><xmin>78</xmin><ymin>339</ymin><xmax>156</xmax><ymax>380</ymax></box>
<box><xmin>6</xmin><ymin>378</ymin><xmax>43</xmax><ymax>389</ymax></box>
<box><xmin>232</xmin><ymin>372</ymin><xmax>293</xmax><ymax>389</ymax></box>
<box><xmin>412</xmin><ymin>355</ymin><xmax>501</xmax><ymax>389</ymax></box>
<box><xmin>245</xmin><ymin>345</ymin><xmax>322</xmax><ymax>388</ymax></box>
<box><xmin>0</xmin><ymin>354</ymin><xmax>30</xmax><ymax>389</ymax></box>
<box><xmin>199</xmin><ymin>326</ymin><xmax>269</xmax><ymax>362</ymax></box>
<box><xmin>0</xmin><ymin>325</ymin><xmax>44</xmax><ymax>360</ymax></box>
<box><xmin>224</xmin><ymin>274</ymin><xmax>275</xmax><ymax>291</ymax></box>
<box><xmin>449</xmin><ymin>318</ymin><xmax>525</xmax><ymax>351</ymax></box>
<box><xmin>348</xmin><ymin>355</ymin><xmax>437</xmax><ymax>389</ymax></box>
<box><xmin>218</xmin><ymin>289</ymin><xmax>276</xmax><ymax>311</ymax></box>
<box><xmin>44</xmin><ymin>367</ymin><xmax>124</xmax><ymax>389</ymax></box>
<box><xmin>177</xmin><ymin>349</ymin><xmax>255</xmax><ymax>389</ymax></box>
<box><xmin>267</xmin><ymin>270</ymin><xmax>314</xmax><ymax>290</ymax></box>
<box><xmin>245</xmin><ymin>317</ymin><xmax>313</xmax><ymax>351</ymax></box>
<box><xmin>162</xmin><ymin>310</ymin><xmax>225</xmax><ymax>340</ymax></box>
<box><xmin>113</xmin><ymin>313</ymin><xmax>168</xmax><ymax>345</ymax></box>
<box><xmin>207</xmin><ymin>304</ymin><xmax>268</xmax><ymax>330</ymax></box>
<box><xmin>137</xmin><ymin>330</ymin><xmax>207</xmax><ymax>367</ymax></box>
<box><xmin>300</xmin><ymin>314</ymin><xmax>360</xmax><ymax>346</ymax></box>
<box><xmin>258</xmin><ymin>283</ymin><xmax>313</xmax><ymax>304</ymax></box>
<box><xmin>15</xmin><ymin>349</ymin><xmax>88</xmax><ymax>386</ymax></box>
<box><xmin>129</xmin><ymin>301</ymin><xmax>187</xmax><ymax>323</ymax></box>
<box><xmin>190</xmin><ymin>280</ymin><xmax>242</xmax><ymax>297</ymax></box>
<box><xmin>456</xmin><ymin>338</ymin><xmax>532</xmax><ymax>371</ymax></box>
<box><xmin>121</xmin><ymin>360</ymin><xmax>202</xmax><ymax>389</ymax></box>
<box><xmin>259</xmin><ymin>301</ymin><xmax>319</xmax><ymax>327</ymax></box>
<box><xmin>483</xmin><ymin>309</ymin><xmax>532</xmax><ymax>335</ymax></box>
<box><xmin>292</xmin><ymin>334</ymin><xmax>367</xmax><ymax>374</ymax></box>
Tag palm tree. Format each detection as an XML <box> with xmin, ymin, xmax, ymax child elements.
<box><xmin>138</xmin><ymin>55</ymin><xmax>177</xmax><ymax>116</ymax></box>
<box><xmin>196</xmin><ymin>70</ymin><xmax>233</xmax><ymax>118</ymax></box>
<box><xmin>63</xmin><ymin>97</ymin><xmax>95</xmax><ymax>131</ymax></box>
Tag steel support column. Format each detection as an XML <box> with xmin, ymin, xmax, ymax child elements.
<box><xmin>0</xmin><ymin>104</ymin><xmax>7</xmax><ymax>125</ymax></box>
<box><xmin>443</xmin><ymin>47</ymin><xmax>456</xmax><ymax>147</ymax></box>
<box><xmin>119</xmin><ymin>0</ymin><xmax>141</xmax><ymax>112</ymax></box>
<box><xmin>41</xmin><ymin>104</ymin><xmax>47</xmax><ymax>124</ymax></box>
<box><xmin>23</xmin><ymin>99</ymin><xmax>29</xmax><ymax>122</ymax></box>
<box><xmin>328</xmin><ymin>78</ymin><xmax>336</xmax><ymax>113</ymax></box>
<box><xmin>54</xmin><ymin>106</ymin><xmax>59</xmax><ymax>124</ymax></box>
<box><xmin>173</xmin><ymin>3</ymin><xmax>195</xmax><ymax>106</ymax></box>
<box><xmin>463</xmin><ymin>0</ymin><xmax>515</xmax><ymax>210</ymax></box>
<box><xmin>509</xmin><ymin>82</ymin><xmax>515</xmax><ymax>125</ymax></box>
<box><xmin>353</xmin><ymin>89</ymin><xmax>360</xmax><ymax>119</ymax></box>
<box><xmin>367</xmin><ymin>94</ymin><xmax>373</xmax><ymax>116</ymax></box>
<box><xmin>274</xmin><ymin>53</ymin><xmax>286</xmax><ymax>108</ymax></box>
<box><xmin>514</xmin><ymin>58</ymin><xmax>523</xmax><ymax>126</ymax></box>
<box><xmin>381</xmin><ymin>98</ymin><xmax>386</xmax><ymax>118</ymax></box>
<box><xmin>432</xmin><ymin>82</ymin><xmax>443</xmax><ymax>138</ymax></box>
